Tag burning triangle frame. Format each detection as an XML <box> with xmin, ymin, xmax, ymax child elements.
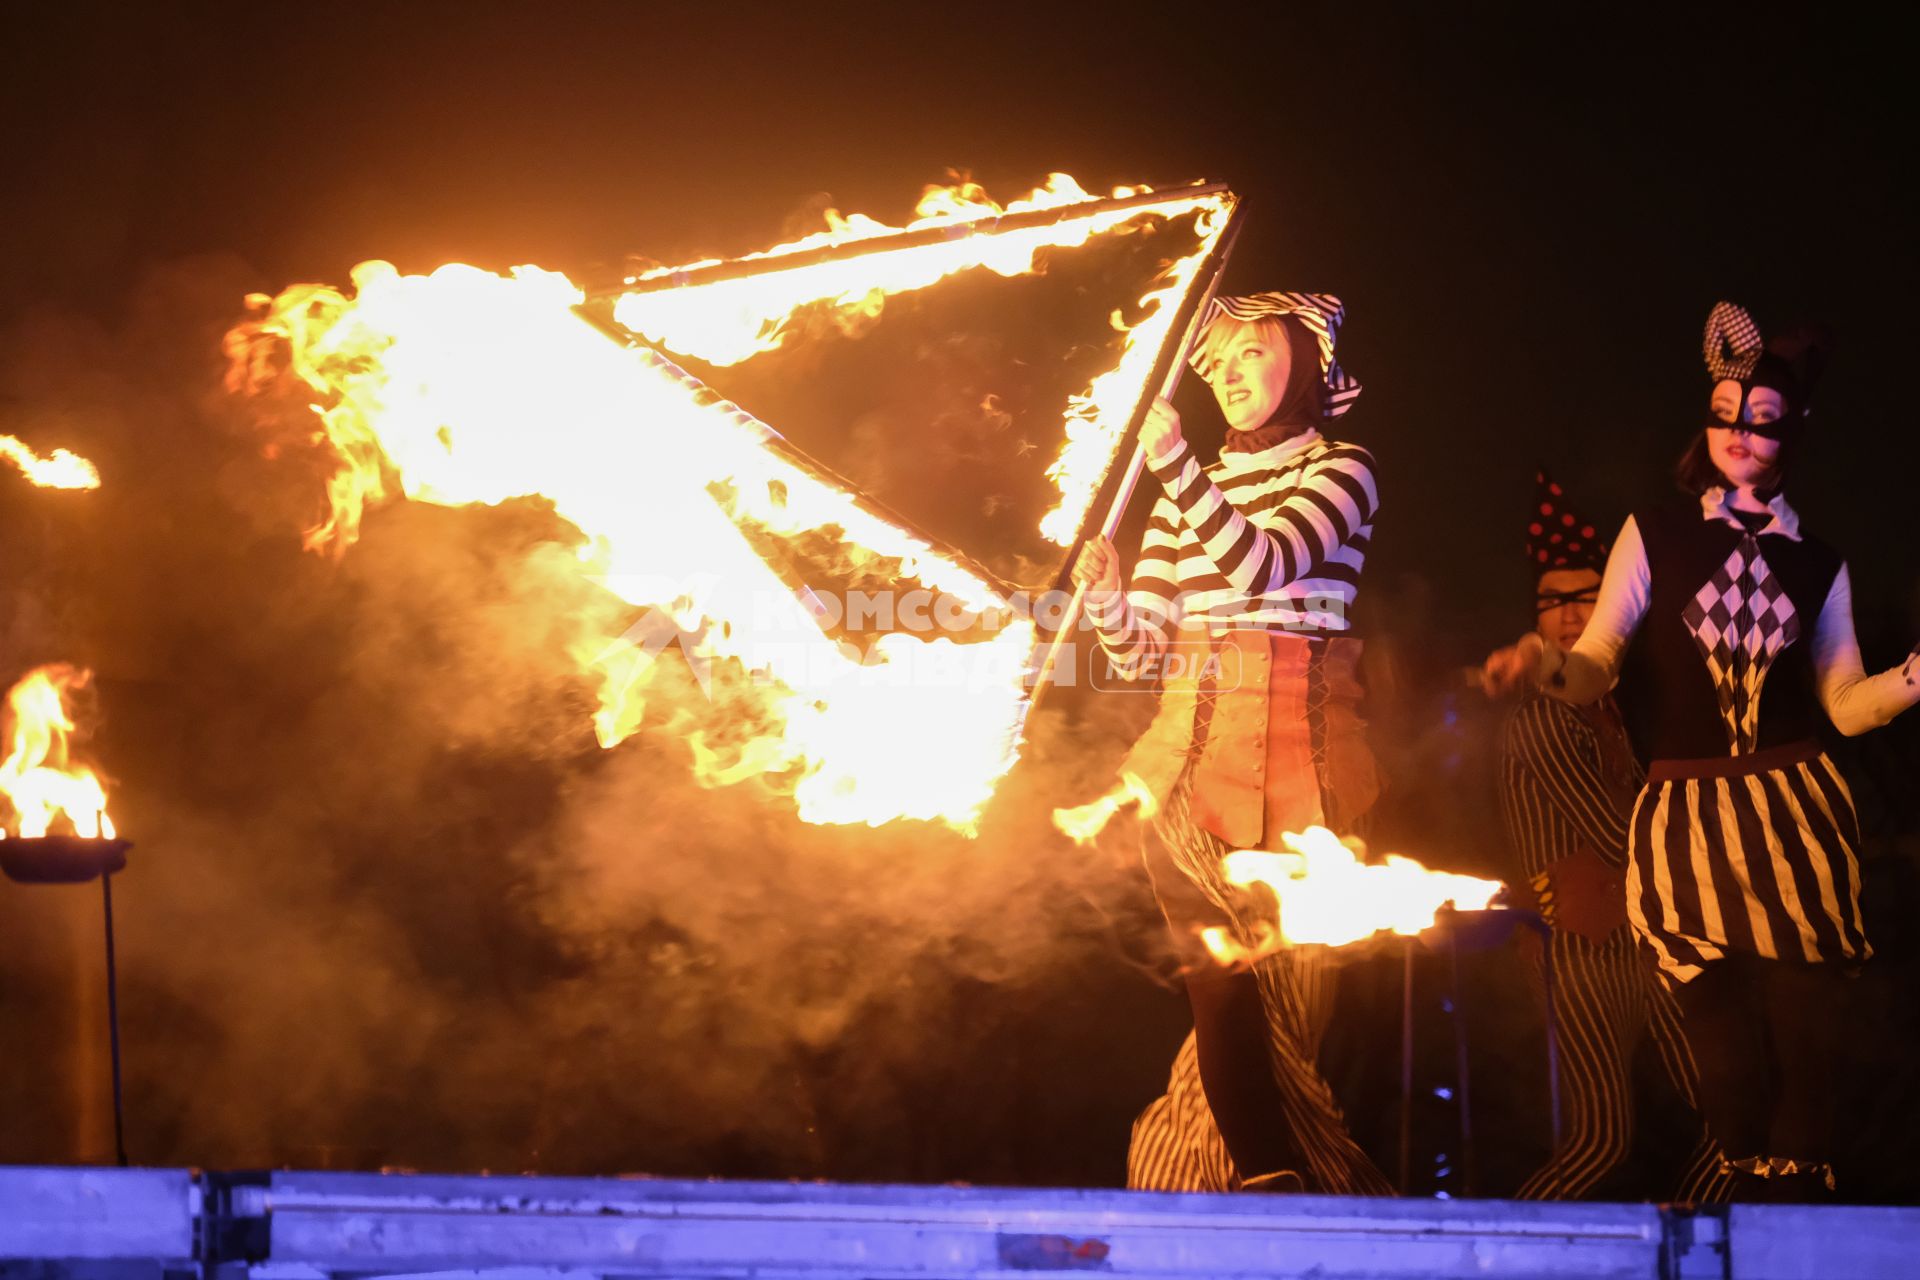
<box><xmin>230</xmin><ymin>180</ymin><xmax>1244</xmax><ymax>831</ymax></box>
<box><xmin>577</xmin><ymin>182</ymin><xmax>1246</xmax><ymax>723</ymax></box>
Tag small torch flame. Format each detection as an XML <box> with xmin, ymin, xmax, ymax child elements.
<box><xmin>0</xmin><ymin>665</ymin><xmax>116</xmax><ymax>841</ymax></box>
<box><xmin>1</xmin><ymin>435</ymin><xmax>101</xmax><ymax>490</ymax></box>
<box><xmin>1051</xmin><ymin>772</ymin><xmax>1158</xmax><ymax>844</ymax></box>
<box><xmin>1201</xmin><ymin>827</ymin><xmax>1503</xmax><ymax>964</ymax></box>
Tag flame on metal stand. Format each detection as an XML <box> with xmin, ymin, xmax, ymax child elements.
<box><xmin>1202</xmin><ymin>827</ymin><xmax>1503</xmax><ymax>963</ymax></box>
<box><xmin>0</xmin><ymin>665</ymin><xmax>116</xmax><ymax>841</ymax></box>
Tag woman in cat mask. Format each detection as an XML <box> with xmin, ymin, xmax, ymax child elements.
<box><xmin>1484</xmin><ymin>302</ymin><xmax>1920</xmax><ymax>1200</ymax></box>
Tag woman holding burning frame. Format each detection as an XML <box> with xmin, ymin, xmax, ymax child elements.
<box><xmin>1072</xmin><ymin>292</ymin><xmax>1389</xmax><ymax>1194</ymax></box>
<box><xmin>1484</xmin><ymin>302</ymin><xmax>1920</xmax><ymax>1201</ymax></box>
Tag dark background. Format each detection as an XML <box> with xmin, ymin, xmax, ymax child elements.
<box><xmin>3</xmin><ymin>3</ymin><xmax>1916</xmax><ymax>1199</ymax></box>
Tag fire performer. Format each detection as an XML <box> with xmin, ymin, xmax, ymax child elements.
<box><xmin>1072</xmin><ymin>293</ymin><xmax>1390</xmax><ymax>1194</ymax></box>
<box><xmin>1501</xmin><ymin>471</ymin><xmax>1727</xmax><ymax>1202</ymax></box>
<box><xmin>1484</xmin><ymin>302</ymin><xmax>1920</xmax><ymax>1201</ymax></box>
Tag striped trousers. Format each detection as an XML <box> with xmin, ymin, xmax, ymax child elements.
<box><xmin>1515</xmin><ymin>925</ymin><xmax>1731</xmax><ymax>1202</ymax></box>
<box><xmin>1126</xmin><ymin>770</ymin><xmax>1393</xmax><ymax>1196</ymax></box>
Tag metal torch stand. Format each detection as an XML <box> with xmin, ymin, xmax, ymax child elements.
<box><xmin>101</xmin><ymin>869</ymin><xmax>128</xmax><ymax>1167</ymax></box>
<box><xmin>1397</xmin><ymin>913</ymin><xmax>1560</xmax><ymax>1196</ymax></box>
<box><xmin>1</xmin><ymin>840</ymin><xmax>133</xmax><ymax>1167</ymax></box>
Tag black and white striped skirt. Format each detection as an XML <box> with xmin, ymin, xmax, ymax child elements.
<box><xmin>1626</xmin><ymin>742</ymin><xmax>1870</xmax><ymax>984</ymax></box>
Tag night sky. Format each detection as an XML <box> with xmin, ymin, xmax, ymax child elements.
<box><xmin>9</xmin><ymin>5</ymin><xmax>1916</xmax><ymax>633</ymax></box>
<box><xmin>4</xmin><ymin>4</ymin><xmax>1917</xmax><ymax>1196</ymax></box>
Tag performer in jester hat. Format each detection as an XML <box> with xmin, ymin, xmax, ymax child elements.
<box><xmin>1485</xmin><ymin>302</ymin><xmax>1920</xmax><ymax>1201</ymax></box>
<box><xmin>1501</xmin><ymin>470</ymin><xmax>1728</xmax><ymax>1202</ymax></box>
<box><xmin>1073</xmin><ymin>292</ymin><xmax>1389</xmax><ymax>1194</ymax></box>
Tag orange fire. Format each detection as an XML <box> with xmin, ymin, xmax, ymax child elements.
<box><xmin>1051</xmin><ymin>771</ymin><xmax>1158</xmax><ymax>844</ymax></box>
<box><xmin>610</xmin><ymin>175</ymin><xmax>1232</xmax><ymax>547</ymax></box>
<box><xmin>0</xmin><ymin>665</ymin><xmax>115</xmax><ymax>841</ymax></box>
<box><xmin>1053</xmin><ymin>788</ymin><xmax>1502</xmax><ymax>960</ymax></box>
<box><xmin>226</xmin><ymin>262</ymin><xmax>1030</xmax><ymax>831</ymax></box>
<box><xmin>1201</xmin><ymin>827</ymin><xmax>1504</xmax><ymax>963</ymax></box>
<box><xmin>617</xmin><ymin>175</ymin><xmax>1202</xmax><ymax>362</ymax></box>
<box><xmin>224</xmin><ymin>175</ymin><xmax>1230</xmax><ymax>832</ymax></box>
<box><xmin>2</xmin><ymin>435</ymin><xmax>101</xmax><ymax>490</ymax></box>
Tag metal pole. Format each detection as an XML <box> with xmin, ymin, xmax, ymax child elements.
<box><xmin>1026</xmin><ymin>200</ymin><xmax>1246</xmax><ymax>701</ymax></box>
<box><xmin>1399</xmin><ymin>938</ymin><xmax>1414</xmax><ymax>1194</ymax></box>
<box><xmin>1448</xmin><ymin>931</ymin><xmax>1475</xmax><ymax>1197</ymax></box>
<box><xmin>591</xmin><ymin>184</ymin><xmax>1232</xmax><ymax>300</ymax></box>
<box><xmin>101</xmin><ymin>871</ymin><xmax>127</xmax><ymax>1167</ymax></box>
<box><xmin>1537</xmin><ymin>918</ymin><xmax>1564</xmax><ymax>1152</ymax></box>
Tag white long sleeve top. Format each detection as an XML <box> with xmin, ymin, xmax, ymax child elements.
<box><xmin>1546</xmin><ymin>488</ymin><xmax>1919</xmax><ymax>737</ymax></box>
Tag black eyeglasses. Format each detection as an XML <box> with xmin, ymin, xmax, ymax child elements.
<box><xmin>1535</xmin><ymin>589</ymin><xmax>1598</xmax><ymax>615</ymax></box>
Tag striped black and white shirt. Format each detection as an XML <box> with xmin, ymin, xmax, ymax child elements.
<box><xmin>1088</xmin><ymin>429</ymin><xmax>1379</xmax><ymax>680</ymax></box>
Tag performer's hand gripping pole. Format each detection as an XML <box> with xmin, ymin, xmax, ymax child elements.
<box><xmin>1028</xmin><ymin>202</ymin><xmax>1246</xmax><ymax>700</ymax></box>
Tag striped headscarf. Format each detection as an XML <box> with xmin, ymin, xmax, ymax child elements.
<box><xmin>1190</xmin><ymin>292</ymin><xmax>1362</xmax><ymax>421</ymax></box>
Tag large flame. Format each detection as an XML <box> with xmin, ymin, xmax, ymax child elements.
<box><xmin>1053</xmin><ymin>791</ymin><xmax>1504</xmax><ymax>960</ymax></box>
<box><xmin>2</xmin><ymin>435</ymin><xmax>101</xmax><ymax>490</ymax></box>
<box><xmin>225</xmin><ymin>176</ymin><xmax>1229</xmax><ymax>832</ymax></box>
<box><xmin>612</xmin><ymin>175</ymin><xmax>1231</xmax><ymax>547</ymax></box>
<box><xmin>1202</xmin><ymin>827</ymin><xmax>1504</xmax><ymax>963</ymax></box>
<box><xmin>0</xmin><ymin>665</ymin><xmax>116</xmax><ymax>841</ymax></box>
<box><xmin>227</xmin><ymin>262</ymin><xmax>1030</xmax><ymax>831</ymax></box>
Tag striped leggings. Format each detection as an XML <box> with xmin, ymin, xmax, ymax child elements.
<box><xmin>1127</xmin><ymin>772</ymin><xmax>1393</xmax><ymax>1196</ymax></box>
<box><xmin>1515</xmin><ymin>925</ymin><xmax>1731</xmax><ymax>1202</ymax></box>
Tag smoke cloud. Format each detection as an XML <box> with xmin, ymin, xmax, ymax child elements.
<box><xmin>0</xmin><ymin>251</ymin><xmax>1184</xmax><ymax>1182</ymax></box>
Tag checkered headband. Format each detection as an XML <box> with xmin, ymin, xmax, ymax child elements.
<box><xmin>1189</xmin><ymin>292</ymin><xmax>1362</xmax><ymax>421</ymax></box>
<box><xmin>1703</xmin><ymin>301</ymin><xmax>1765</xmax><ymax>381</ymax></box>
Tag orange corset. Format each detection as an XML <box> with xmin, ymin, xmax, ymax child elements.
<box><xmin>1122</xmin><ymin>627</ymin><xmax>1380</xmax><ymax>849</ymax></box>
